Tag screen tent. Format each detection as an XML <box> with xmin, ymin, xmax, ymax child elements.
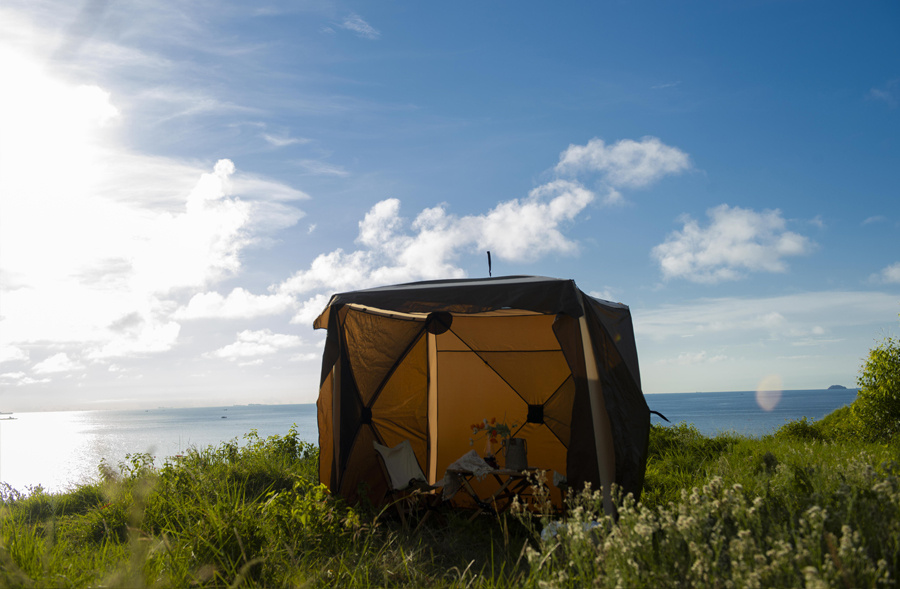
<box><xmin>313</xmin><ymin>276</ymin><xmax>650</xmax><ymax>512</ymax></box>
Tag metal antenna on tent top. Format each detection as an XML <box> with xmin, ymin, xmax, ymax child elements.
<box><xmin>487</xmin><ymin>251</ymin><xmax>492</xmax><ymax>277</ymax></box>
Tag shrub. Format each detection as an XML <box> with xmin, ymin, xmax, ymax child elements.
<box><xmin>775</xmin><ymin>417</ymin><xmax>825</xmax><ymax>441</ymax></box>
<box><xmin>817</xmin><ymin>404</ymin><xmax>860</xmax><ymax>439</ymax></box>
<box><xmin>853</xmin><ymin>336</ymin><xmax>900</xmax><ymax>441</ymax></box>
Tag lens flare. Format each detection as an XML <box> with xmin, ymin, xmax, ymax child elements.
<box><xmin>755</xmin><ymin>375</ymin><xmax>783</xmax><ymax>412</ymax></box>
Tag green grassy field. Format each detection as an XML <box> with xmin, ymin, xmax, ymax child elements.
<box><xmin>1</xmin><ymin>414</ymin><xmax>899</xmax><ymax>588</ymax></box>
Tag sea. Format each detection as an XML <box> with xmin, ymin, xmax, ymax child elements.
<box><xmin>0</xmin><ymin>389</ymin><xmax>857</xmax><ymax>494</ymax></box>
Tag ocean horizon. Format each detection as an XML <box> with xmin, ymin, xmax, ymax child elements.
<box><xmin>0</xmin><ymin>388</ymin><xmax>857</xmax><ymax>494</ymax></box>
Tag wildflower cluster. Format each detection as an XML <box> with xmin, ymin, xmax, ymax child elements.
<box><xmin>517</xmin><ymin>460</ymin><xmax>900</xmax><ymax>588</ymax></box>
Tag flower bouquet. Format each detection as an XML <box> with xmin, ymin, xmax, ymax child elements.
<box><xmin>469</xmin><ymin>417</ymin><xmax>517</xmax><ymax>468</ymax></box>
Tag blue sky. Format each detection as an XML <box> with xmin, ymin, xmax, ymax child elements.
<box><xmin>1</xmin><ymin>1</ymin><xmax>898</xmax><ymax>411</ymax></box>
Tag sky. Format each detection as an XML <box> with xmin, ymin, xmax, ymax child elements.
<box><xmin>0</xmin><ymin>1</ymin><xmax>898</xmax><ymax>412</ymax></box>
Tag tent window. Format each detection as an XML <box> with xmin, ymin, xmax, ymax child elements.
<box><xmin>527</xmin><ymin>404</ymin><xmax>544</xmax><ymax>424</ymax></box>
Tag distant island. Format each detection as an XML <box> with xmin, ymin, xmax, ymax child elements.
<box><xmin>828</xmin><ymin>384</ymin><xmax>848</xmax><ymax>390</ymax></box>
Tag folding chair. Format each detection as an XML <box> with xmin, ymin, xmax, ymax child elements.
<box><xmin>373</xmin><ymin>440</ymin><xmax>441</xmax><ymax>530</ymax></box>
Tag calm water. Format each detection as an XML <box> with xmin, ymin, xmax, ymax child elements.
<box><xmin>0</xmin><ymin>404</ymin><xmax>317</xmax><ymax>494</ymax></box>
<box><xmin>645</xmin><ymin>389</ymin><xmax>858</xmax><ymax>436</ymax></box>
<box><xmin>0</xmin><ymin>390</ymin><xmax>856</xmax><ymax>494</ymax></box>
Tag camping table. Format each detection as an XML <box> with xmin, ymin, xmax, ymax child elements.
<box><xmin>446</xmin><ymin>467</ymin><xmax>540</xmax><ymax>520</ymax></box>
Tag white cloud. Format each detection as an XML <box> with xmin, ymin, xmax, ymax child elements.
<box><xmin>589</xmin><ymin>288</ymin><xmax>619</xmax><ymax>302</ymax></box>
<box><xmin>207</xmin><ymin>329</ymin><xmax>303</xmax><ymax>360</ymax></box>
<box><xmin>603</xmin><ymin>187</ymin><xmax>625</xmax><ymax>206</ymax></box>
<box><xmin>277</xmin><ymin>136</ymin><xmax>688</xmax><ymax>326</ymax></box>
<box><xmin>555</xmin><ymin>136</ymin><xmax>691</xmax><ymax>189</ymax></box>
<box><xmin>33</xmin><ymin>353</ymin><xmax>84</xmax><ymax>374</ymax></box>
<box><xmin>340</xmin><ymin>13</ymin><xmax>380</xmax><ymax>40</ymax></box>
<box><xmin>651</xmin><ymin>205</ymin><xmax>814</xmax><ymax>283</ymax></box>
<box><xmin>278</xmin><ymin>182</ymin><xmax>596</xmax><ymax>305</ymax></box>
<box><xmin>262</xmin><ymin>133</ymin><xmax>308</xmax><ymax>148</ymax></box>
<box><xmin>1</xmin><ymin>372</ymin><xmax>50</xmax><ymax>386</ymax></box>
<box><xmin>0</xmin><ymin>51</ymin><xmax>306</xmax><ymax>367</ymax></box>
<box><xmin>176</xmin><ymin>288</ymin><xmax>296</xmax><ymax>320</ymax></box>
<box><xmin>297</xmin><ymin>160</ymin><xmax>350</xmax><ymax>177</ymax></box>
<box><xmin>871</xmin><ymin>262</ymin><xmax>900</xmax><ymax>284</ymax></box>
<box><xmin>292</xmin><ymin>294</ymin><xmax>334</xmax><ymax>327</ymax></box>
<box><xmin>87</xmin><ymin>319</ymin><xmax>182</xmax><ymax>360</ymax></box>
<box><xmin>480</xmin><ymin>180</ymin><xmax>596</xmax><ymax>260</ymax></box>
<box><xmin>862</xmin><ymin>216</ymin><xmax>887</xmax><ymax>225</ymax></box>
<box><xmin>0</xmin><ymin>346</ymin><xmax>28</xmax><ymax>364</ymax></box>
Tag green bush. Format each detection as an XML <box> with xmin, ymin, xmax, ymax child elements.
<box><xmin>817</xmin><ymin>404</ymin><xmax>860</xmax><ymax>439</ymax></box>
<box><xmin>853</xmin><ymin>336</ymin><xmax>900</xmax><ymax>441</ymax></box>
<box><xmin>774</xmin><ymin>407</ymin><xmax>861</xmax><ymax>442</ymax></box>
<box><xmin>774</xmin><ymin>417</ymin><xmax>825</xmax><ymax>441</ymax></box>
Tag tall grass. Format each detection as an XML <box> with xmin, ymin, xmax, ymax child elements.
<box><xmin>519</xmin><ymin>422</ymin><xmax>900</xmax><ymax>587</ymax></box>
<box><xmin>1</xmin><ymin>421</ymin><xmax>899</xmax><ymax>587</ymax></box>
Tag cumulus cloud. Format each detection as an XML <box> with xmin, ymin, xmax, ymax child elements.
<box><xmin>589</xmin><ymin>288</ymin><xmax>619</xmax><ymax>302</ymax></box>
<box><xmin>340</xmin><ymin>13</ymin><xmax>380</xmax><ymax>40</ymax></box>
<box><xmin>277</xmin><ymin>136</ymin><xmax>691</xmax><ymax>326</ymax></box>
<box><xmin>871</xmin><ymin>262</ymin><xmax>900</xmax><ymax>284</ymax></box>
<box><xmin>293</xmin><ymin>294</ymin><xmax>334</xmax><ymax>327</ymax></box>
<box><xmin>0</xmin><ymin>346</ymin><xmax>28</xmax><ymax>364</ymax></box>
<box><xmin>555</xmin><ymin>136</ymin><xmax>691</xmax><ymax>189</ymax></box>
<box><xmin>651</xmin><ymin>205</ymin><xmax>814</xmax><ymax>283</ymax></box>
<box><xmin>176</xmin><ymin>288</ymin><xmax>296</xmax><ymax>320</ymax></box>
<box><xmin>33</xmin><ymin>353</ymin><xmax>84</xmax><ymax>374</ymax></box>
<box><xmin>87</xmin><ymin>319</ymin><xmax>181</xmax><ymax>360</ymax></box>
<box><xmin>278</xmin><ymin>181</ymin><xmax>596</xmax><ymax>307</ymax></box>
<box><xmin>207</xmin><ymin>329</ymin><xmax>303</xmax><ymax>360</ymax></box>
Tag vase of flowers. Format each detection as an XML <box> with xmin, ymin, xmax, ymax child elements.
<box><xmin>469</xmin><ymin>417</ymin><xmax>516</xmax><ymax>469</ymax></box>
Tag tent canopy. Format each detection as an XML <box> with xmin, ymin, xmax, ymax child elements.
<box><xmin>314</xmin><ymin>276</ymin><xmax>650</xmax><ymax>509</ymax></box>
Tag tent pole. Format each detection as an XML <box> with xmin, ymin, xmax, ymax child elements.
<box><xmin>578</xmin><ymin>313</ymin><xmax>616</xmax><ymax>517</ymax></box>
<box><xmin>427</xmin><ymin>331</ymin><xmax>439</xmax><ymax>483</ymax></box>
<box><xmin>332</xmin><ymin>322</ymin><xmax>343</xmax><ymax>489</ymax></box>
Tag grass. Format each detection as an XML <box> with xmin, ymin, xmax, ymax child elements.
<box><xmin>1</xmin><ymin>420</ymin><xmax>899</xmax><ymax>588</ymax></box>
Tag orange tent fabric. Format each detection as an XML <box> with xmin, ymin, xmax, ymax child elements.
<box><xmin>313</xmin><ymin>276</ymin><xmax>650</xmax><ymax>510</ymax></box>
